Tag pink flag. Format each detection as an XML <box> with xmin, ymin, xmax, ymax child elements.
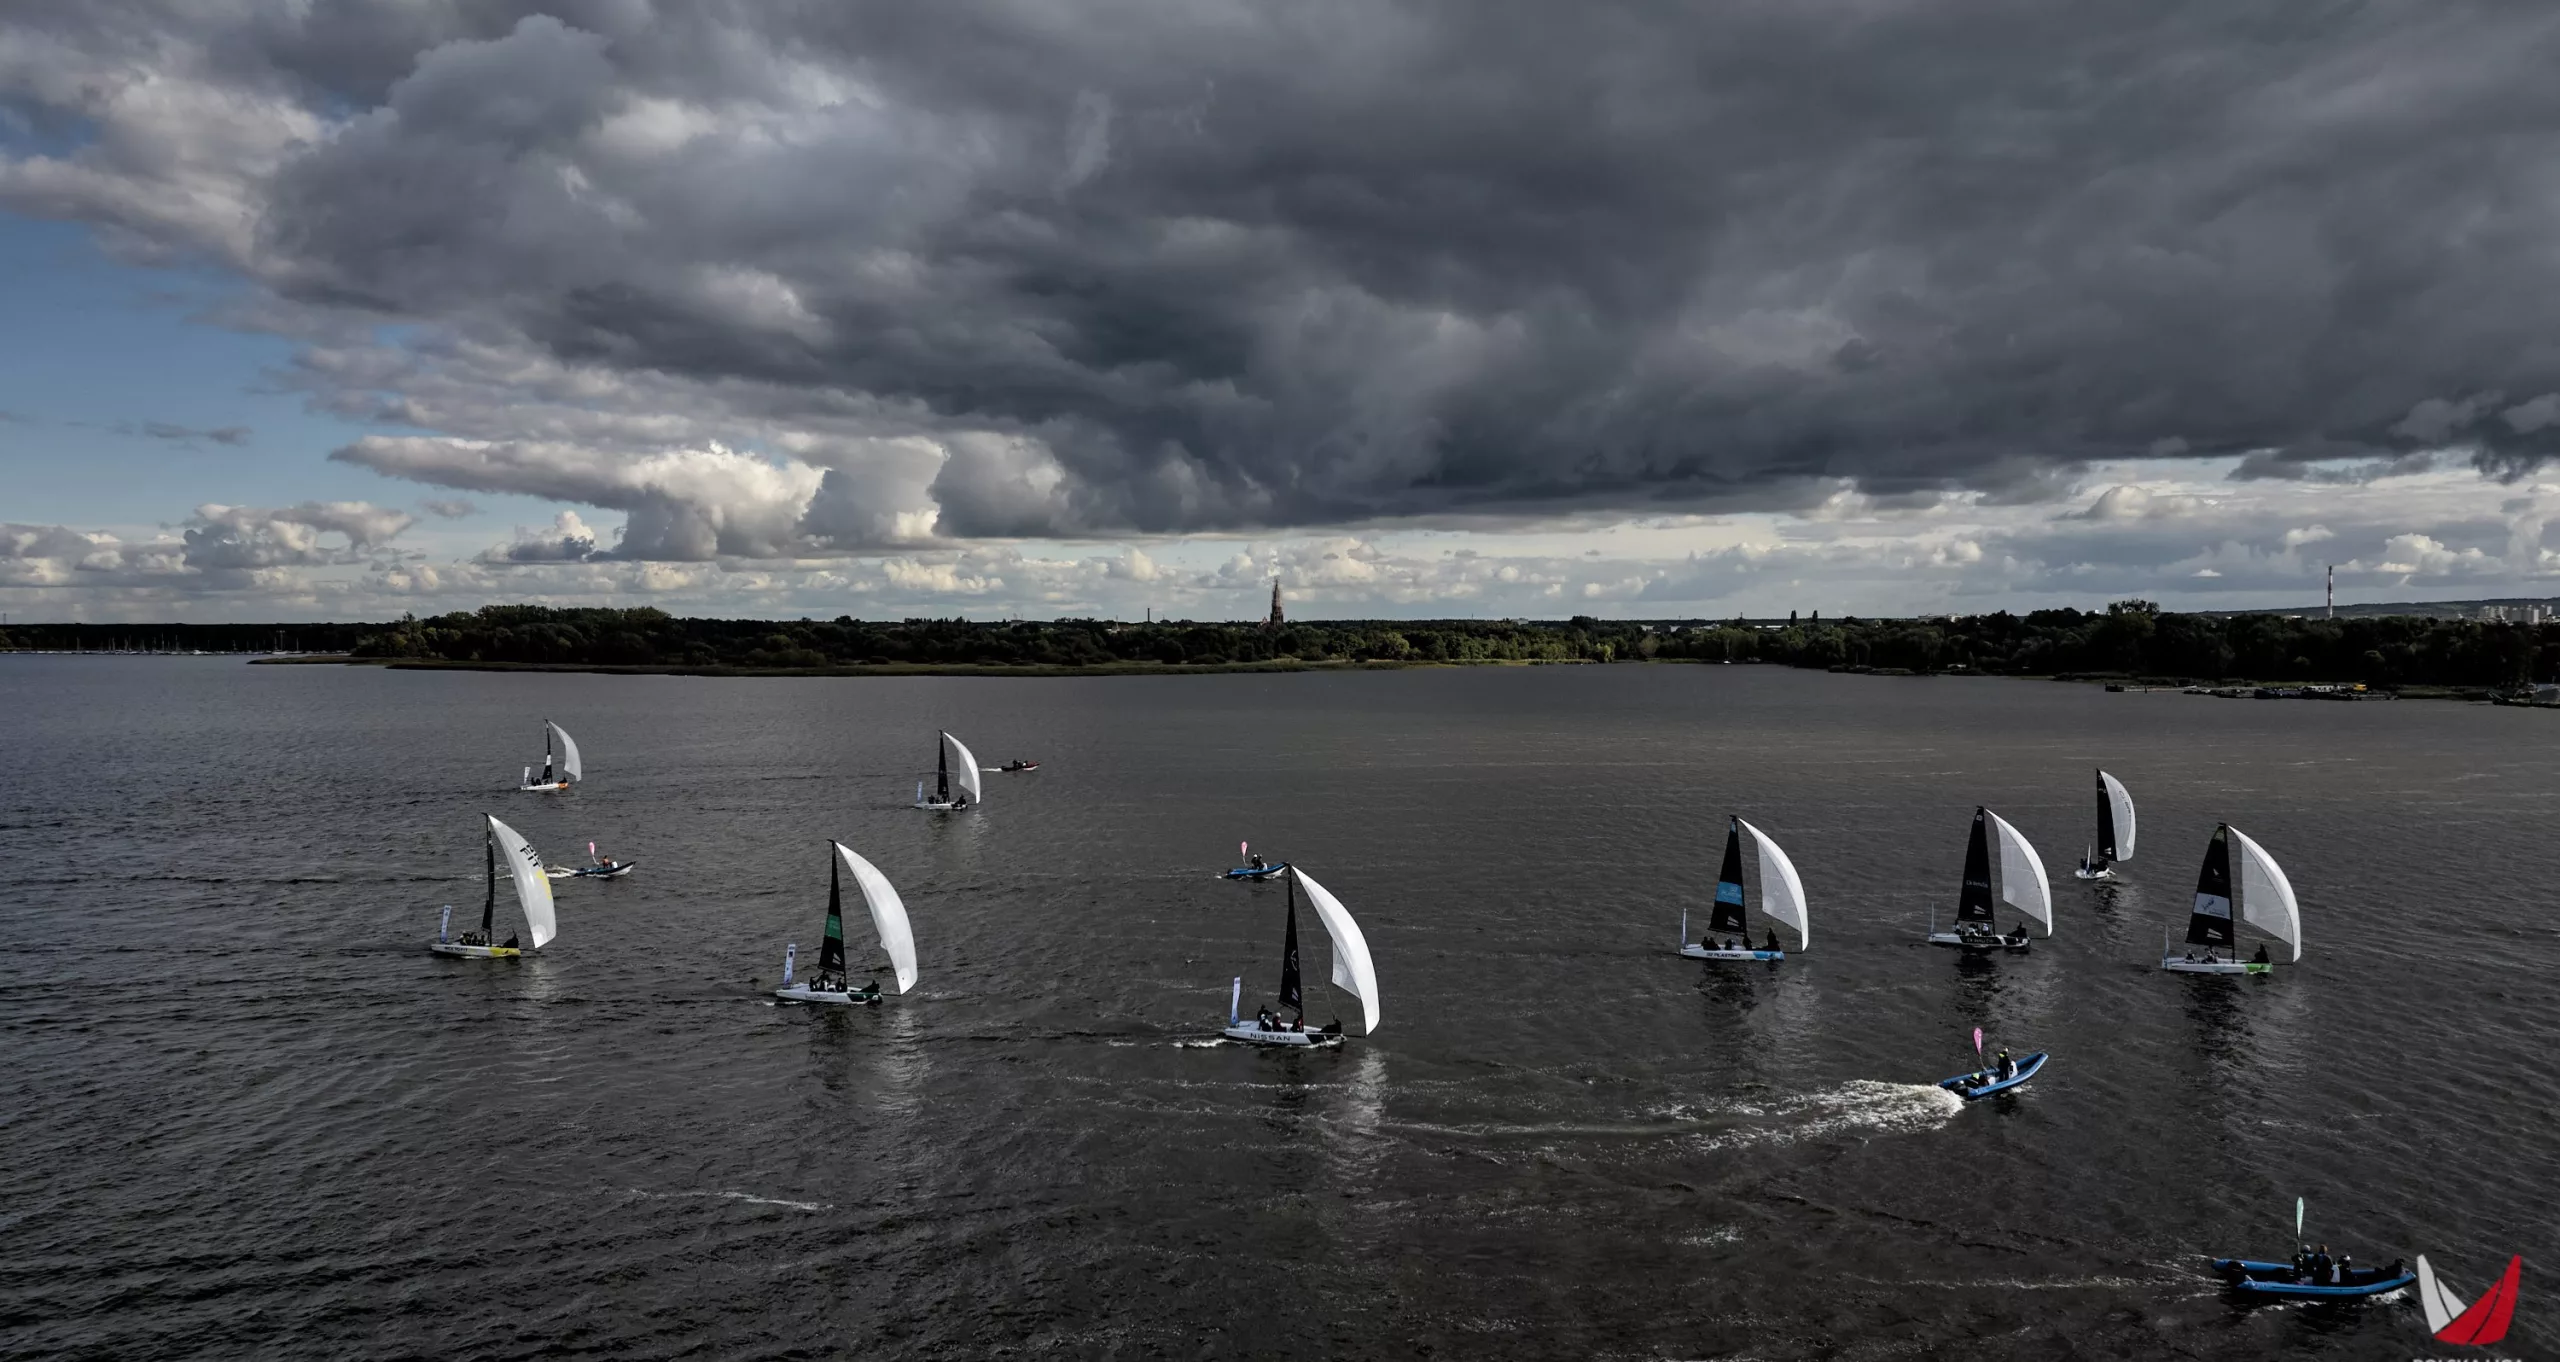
<box><xmin>1240</xmin><ymin>840</ymin><xmax>1248</xmax><ymax>859</ymax></box>
<box><xmin>1972</xmin><ymin>1027</ymin><xmax>1984</xmax><ymax>1057</ymax></box>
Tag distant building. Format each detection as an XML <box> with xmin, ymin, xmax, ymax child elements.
<box><xmin>1262</xmin><ymin>578</ymin><xmax>1284</xmax><ymax>631</ymax></box>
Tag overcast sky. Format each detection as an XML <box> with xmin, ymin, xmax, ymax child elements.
<box><xmin>7</xmin><ymin>2</ymin><xmax>2560</xmax><ymax>621</ymax></box>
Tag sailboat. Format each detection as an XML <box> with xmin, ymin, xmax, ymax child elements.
<box><xmin>431</xmin><ymin>815</ymin><xmax>558</xmax><ymax>957</ymax></box>
<box><xmin>1926</xmin><ymin>807</ymin><xmax>2053</xmax><ymax>951</ymax></box>
<box><xmin>913</xmin><ymin>730</ymin><xmax>983</xmax><ymax>811</ymax></box>
<box><xmin>2075</xmin><ymin>769</ymin><xmax>2137</xmax><ymax>880</ymax></box>
<box><xmin>1223</xmin><ymin>866</ymin><xmax>1379</xmax><ymax>1048</ymax></box>
<box><xmin>518</xmin><ymin>720</ymin><xmax>582</xmax><ymax>792</ymax></box>
<box><xmin>776</xmin><ymin>841</ymin><xmax>918</xmax><ymax>1005</ymax></box>
<box><xmin>2163</xmin><ymin>824</ymin><xmax>2301</xmax><ymax>973</ymax></box>
<box><xmin>1679</xmin><ymin>816</ymin><xmax>1810</xmax><ymax>960</ymax></box>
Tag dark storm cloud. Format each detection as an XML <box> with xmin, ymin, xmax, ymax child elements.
<box><xmin>16</xmin><ymin>2</ymin><xmax>2560</xmax><ymax>535</ymax></box>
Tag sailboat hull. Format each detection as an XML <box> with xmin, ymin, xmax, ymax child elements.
<box><xmin>2163</xmin><ymin>955</ymin><xmax>2274</xmax><ymax>975</ymax></box>
<box><xmin>429</xmin><ymin>942</ymin><xmax>522</xmax><ymax>958</ymax></box>
<box><xmin>776</xmin><ymin>984</ymin><xmax>881</xmax><ymax>1005</ymax></box>
<box><xmin>2073</xmin><ymin>866</ymin><xmax>2116</xmax><ymax>881</ymax></box>
<box><xmin>518</xmin><ymin>782</ymin><xmax>571</xmax><ymax>793</ymax></box>
<box><xmin>1222</xmin><ymin>1023</ymin><xmax>1342</xmax><ymax>1047</ymax></box>
<box><xmin>1679</xmin><ymin>945</ymin><xmax>1783</xmax><ymax>961</ymax></box>
<box><xmin>913</xmin><ymin>800</ymin><xmax>963</xmax><ymax>811</ymax></box>
<box><xmin>1927</xmin><ymin>931</ymin><xmax>2031</xmax><ymax>952</ymax></box>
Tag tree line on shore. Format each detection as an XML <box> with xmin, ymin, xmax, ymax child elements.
<box><xmin>9</xmin><ymin>600</ymin><xmax>2558</xmax><ymax>688</ymax></box>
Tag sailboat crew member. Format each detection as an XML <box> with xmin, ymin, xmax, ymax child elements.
<box><xmin>1763</xmin><ymin>927</ymin><xmax>1780</xmax><ymax>953</ymax></box>
<box><xmin>1995</xmin><ymin>1049</ymin><xmax>2016</xmax><ymax>1081</ymax></box>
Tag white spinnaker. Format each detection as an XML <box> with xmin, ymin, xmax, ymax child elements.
<box><xmin>487</xmin><ymin>815</ymin><xmax>557</xmax><ymax>948</ymax></box>
<box><xmin>549</xmin><ymin>721</ymin><xmax>583</xmax><ymax>783</ymax></box>
<box><xmin>1736</xmin><ymin>817</ymin><xmax>1809</xmax><ymax>950</ymax></box>
<box><xmin>1986</xmin><ymin>809</ymin><xmax>2053</xmax><ymax>934</ymax></box>
<box><xmin>943</xmin><ymin>731</ymin><xmax>983</xmax><ymax>804</ymax></box>
<box><xmin>2100</xmin><ymin>770</ymin><xmax>2136</xmax><ymax>859</ymax></box>
<box><xmin>2228</xmin><ymin>826</ymin><xmax>2302</xmax><ymax>962</ymax></box>
<box><xmin>836</xmin><ymin>842</ymin><xmax>918</xmax><ymax>993</ymax></box>
<box><xmin>2416</xmin><ymin>1256</ymin><xmax>2468</xmax><ymax>1335</ymax></box>
<box><xmin>1293</xmin><ymin>867</ymin><xmax>1380</xmax><ymax>1035</ymax></box>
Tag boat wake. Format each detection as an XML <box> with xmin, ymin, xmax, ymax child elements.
<box><xmin>1687</xmin><ymin>1080</ymin><xmax>1966</xmax><ymax>1151</ymax></box>
<box><xmin>625</xmin><ymin>1187</ymin><xmax>829</xmax><ymax>1212</ymax></box>
<box><xmin>1386</xmin><ymin>1081</ymin><xmax>1963</xmax><ymax>1152</ymax></box>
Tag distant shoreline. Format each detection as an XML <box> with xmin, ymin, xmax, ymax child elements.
<box><xmin>247</xmin><ymin>654</ymin><xmax>1599</xmax><ymax>679</ymax></box>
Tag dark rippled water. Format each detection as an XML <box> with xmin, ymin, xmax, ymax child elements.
<box><xmin>3</xmin><ymin>658</ymin><xmax>2553</xmax><ymax>1359</ymax></box>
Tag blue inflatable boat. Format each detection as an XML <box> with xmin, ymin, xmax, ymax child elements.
<box><xmin>1224</xmin><ymin>861</ymin><xmax>1289</xmax><ymax>881</ymax></box>
<box><xmin>1938</xmin><ymin>1051</ymin><xmax>2048</xmax><ymax>1099</ymax></box>
<box><xmin>2213</xmin><ymin>1257</ymin><xmax>2415</xmax><ymax>1299</ymax></box>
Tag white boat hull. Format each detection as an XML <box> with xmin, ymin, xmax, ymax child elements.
<box><xmin>1680</xmin><ymin>945</ymin><xmax>1784</xmax><ymax>961</ymax></box>
<box><xmin>546</xmin><ymin>863</ymin><xmax>635</xmax><ymax>880</ymax></box>
<box><xmin>1222</xmin><ymin>1023</ymin><xmax>1342</xmax><ymax>1047</ymax></box>
<box><xmin>430</xmin><ymin>942</ymin><xmax>522</xmax><ymax>958</ymax></box>
<box><xmin>2162</xmin><ymin>955</ymin><xmax>2274</xmax><ymax>975</ymax></box>
<box><xmin>776</xmin><ymin>984</ymin><xmax>881</xmax><ymax>1005</ymax></box>
<box><xmin>519</xmin><ymin>782</ymin><xmax>570</xmax><ymax>793</ymax></box>
<box><xmin>2073</xmin><ymin>866</ymin><xmax>2116</xmax><ymax>881</ymax></box>
<box><xmin>913</xmin><ymin>800</ymin><xmax>963</xmax><ymax>811</ymax></box>
<box><xmin>1927</xmin><ymin>931</ymin><xmax>2032</xmax><ymax>952</ymax></box>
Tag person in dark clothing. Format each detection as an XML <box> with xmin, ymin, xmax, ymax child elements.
<box><xmin>1995</xmin><ymin>1050</ymin><xmax>2016</xmax><ymax>1081</ymax></box>
<box><xmin>1249</xmin><ymin>853</ymin><xmax>1266</xmax><ymax>871</ymax></box>
<box><xmin>502</xmin><ymin>933</ymin><xmax>520</xmax><ymax>949</ymax></box>
<box><xmin>2253</xmin><ymin>942</ymin><xmax>2271</xmax><ymax>964</ymax></box>
<box><xmin>1763</xmin><ymin>928</ymin><xmax>1780</xmax><ymax>953</ymax></box>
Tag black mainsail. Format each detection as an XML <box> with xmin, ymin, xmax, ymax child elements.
<box><xmin>540</xmin><ymin>721</ymin><xmax>555</xmax><ymax>784</ymax></box>
<box><xmin>935</xmin><ymin>730</ymin><xmax>950</xmax><ymax>804</ymax></box>
<box><xmin>480</xmin><ymin>826</ymin><xmax>498</xmax><ymax>937</ymax></box>
<box><xmin>2092</xmin><ymin>769</ymin><xmax>2119</xmax><ymax>867</ymax></box>
<box><xmin>818</xmin><ymin>851</ymin><xmax>849</xmax><ymax>979</ymax></box>
<box><xmin>1709</xmin><ymin>819</ymin><xmax>1749</xmax><ymax>936</ymax></box>
<box><xmin>1278</xmin><ymin>872</ymin><xmax>1304</xmax><ymax>1016</ymax></box>
<box><xmin>1955</xmin><ymin>807</ymin><xmax>1997</xmax><ymax>926</ymax></box>
<box><xmin>2186</xmin><ymin>825</ymin><xmax>2237</xmax><ymax>948</ymax></box>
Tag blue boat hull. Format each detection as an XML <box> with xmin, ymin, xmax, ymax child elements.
<box><xmin>2212</xmin><ymin>1257</ymin><xmax>2414</xmax><ymax>1299</ymax></box>
<box><xmin>1223</xmin><ymin>862</ymin><xmax>1288</xmax><ymax>881</ymax></box>
<box><xmin>1938</xmin><ymin>1050</ymin><xmax>2048</xmax><ymax>1099</ymax></box>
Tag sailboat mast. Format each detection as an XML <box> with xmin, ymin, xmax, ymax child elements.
<box><xmin>936</xmin><ymin>731</ymin><xmax>950</xmax><ymax>803</ymax></box>
<box><xmin>481</xmin><ymin>825</ymin><xmax>498</xmax><ymax>937</ymax></box>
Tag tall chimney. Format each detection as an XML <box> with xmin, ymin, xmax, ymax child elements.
<box><xmin>2326</xmin><ymin>564</ymin><xmax>2334</xmax><ymax>620</ymax></box>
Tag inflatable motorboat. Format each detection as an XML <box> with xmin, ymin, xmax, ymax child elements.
<box><xmin>1939</xmin><ymin>1051</ymin><xmax>2048</xmax><ymax>1099</ymax></box>
<box><xmin>2213</xmin><ymin>1257</ymin><xmax>2414</xmax><ymax>1299</ymax></box>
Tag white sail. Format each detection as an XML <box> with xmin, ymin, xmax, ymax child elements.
<box><xmin>2228</xmin><ymin>826</ymin><xmax>2302</xmax><ymax>962</ymax></box>
<box><xmin>1293</xmin><ymin>867</ymin><xmax>1380</xmax><ymax>1035</ymax></box>
<box><xmin>943</xmin><ymin>731</ymin><xmax>983</xmax><ymax>805</ymax></box>
<box><xmin>2100</xmin><ymin>770</ymin><xmax>2136</xmax><ymax>859</ymax></box>
<box><xmin>2417</xmin><ymin>1256</ymin><xmax>2469</xmax><ymax>1336</ymax></box>
<box><xmin>1985</xmin><ymin>809</ymin><xmax>2053</xmax><ymax>934</ymax></box>
<box><xmin>835</xmin><ymin>842</ymin><xmax>918</xmax><ymax>993</ymax></box>
<box><xmin>1735</xmin><ymin>817</ymin><xmax>1809</xmax><ymax>950</ymax></box>
<box><xmin>548</xmin><ymin>721</ymin><xmax>583</xmax><ymax>783</ymax></box>
<box><xmin>486</xmin><ymin>815</ymin><xmax>557</xmax><ymax>948</ymax></box>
